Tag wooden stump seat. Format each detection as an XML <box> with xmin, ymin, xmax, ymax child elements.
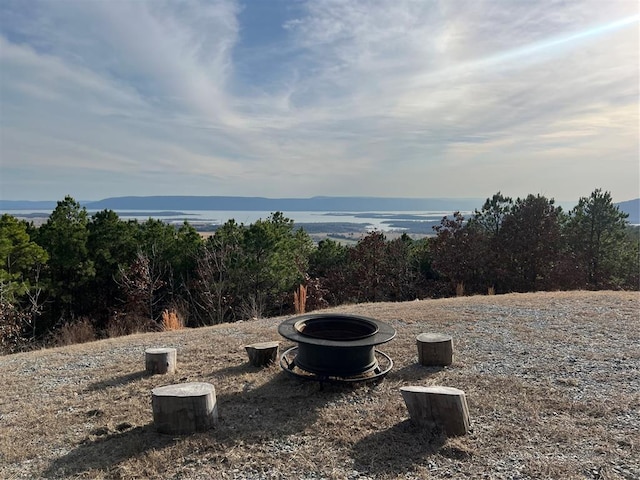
<box><xmin>400</xmin><ymin>385</ymin><xmax>470</xmax><ymax>436</ymax></box>
<box><xmin>151</xmin><ymin>382</ymin><xmax>218</xmax><ymax>434</ymax></box>
<box><xmin>145</xmin><ymin>347</ymin><xmax>177</xmax><ymax>374</ymax></box>
<box><xmin>245</xmin><ymin>341</ymin><xmax>279</xmax><ymax>367</ymax></box>
<box><xmin>416</xmin><ymin>333</ymin><xmax>453</xmax><ymax>366</ymax></box>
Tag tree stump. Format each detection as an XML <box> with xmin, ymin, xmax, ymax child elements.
<box><xmin>151</xmin><ymin>382</ymin><xmax>218</xmax><ymax>434</ymax></box>
<box><xmin>245</xmin><ymin>341</ymin><xmax>279</xmax><ymax>367</ymax></box>
<box><xmin>400</xmin><ymin>385</ymin><xmax>470</xmax><ymax>436</ymax></box>
<box><xmin>145</xmin><ymin>347</ymin><xmax>177</xmax><ymax>374</ymax></box>
<box><xmin>416</xmin><ymin>333</ymin><xmax>453</xmax><ymax>366</ymax></box>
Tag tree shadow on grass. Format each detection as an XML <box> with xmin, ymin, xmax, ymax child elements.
<box><xmin>85</xmin><ymin>370</ymin><xmax>149</xmax><ymax>392</ymax></box>
<box><xmin>50</xmin><ymin>371</ymin><xmax>352</xmax><ymax>477</ymax></box>
<box><xmin>45</xmin><ymin>361</ymin><xmax>461</xmax><ymax>479</ymax></box>
<box><xmin>351</xmin><ymin>419</ymin><xmax>447</xmax><ymax>476</ymax></box>
<box><xmin>42</xmin><ymin>424</ymin><xmax>176</xmax><ymax>478</ymax></box>
<box><xmin>211</xmin><ymin>371</ymin><xmax>348</xmax><ymax>445</ymax></box>
<box><xmin>208</xmin><ymin>359</ymin><xmax>448</xmax><ymax>449</ymax></box>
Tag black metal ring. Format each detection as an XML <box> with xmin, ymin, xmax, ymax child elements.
<box><xmin>279</xmin><ymin>346</ymin><xmax>393</xmax><ymax>384</ymax></box>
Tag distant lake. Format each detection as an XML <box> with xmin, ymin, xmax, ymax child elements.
<box><xmin>102</xmin><ymin>210</ymin><xmax>464</xmax><ymax>232</ymax></box>
<box><xmin>6</xmin><ymin>209</ymin><xmax>468</xmax><ymax>232</ymax></box>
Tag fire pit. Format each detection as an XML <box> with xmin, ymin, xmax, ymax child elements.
<box><xmin>278</xmin><ymin>313</ymin><xmax>396</xmax><ymax>383</ymax></box>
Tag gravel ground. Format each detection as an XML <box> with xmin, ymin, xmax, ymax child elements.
<box><xmin>0</xmin><ymin>290</ymin><xmax>638</xmax><ymax>479</ymax></box>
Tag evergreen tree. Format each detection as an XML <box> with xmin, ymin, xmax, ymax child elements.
<box><xmin>471</xmin><ymin>192</ymin><xmax>513</xmax><ymax>236</ymax></box>
<box><xmin>87</xmin><ymin>210</ymin><xmax>139</xmax><ymax>324</ymax></box>
<box><xmin>347</xmin><ymin>231</ymin><xmax>388</xmax><ymax>302</ymax></box>
<box><xmin>384</xmin><ymin>234</ymin><xmax>418</xmax><ymax>301</ymax></box>
<box><xmin>34</xmin><ymin>196</ymin><xmax>95</xmax><ymax>325</ymax></box>
<box><xmin>431</xmin><ymin>212</ymin><xmax>489</xmax><ymax>295</ymax></box>
<box><xmin>0</xmin><ymin>214</ymin><xmax>49</xmax><ymax>343</ymax></box>
<box><xmin>567</xmin><ymin>189</ymin><xmax>630</xmax><ymax>288</ymax></box>
<box><xmin>239</xmin><ymin>212</ymin><xmax>312</xmax><ymax>317</ymax></box>
<box><xmin>309</xmin><ymin>238</ymin><xmax>349</xmax><ymax>279</ymax></box>
<box><xmin>0</xmin><ymin>214</ymin><xmax>48</xmax><ymax>303</ymax></box>
<box><xmin>498</xmin><ymin>194</ymin><xmax>564</xmax><ymax>291</ymax></box>
<box><xmin>308</xmin><ymin>238</ymin><xmax>349</xmax><ymax>305</ymax></box>
<box><xmin>468</xmin><ymin>192</ymin><xmax>513</xmax><ymax>292</ymax></box>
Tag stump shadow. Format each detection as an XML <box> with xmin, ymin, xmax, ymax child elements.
<box><xmin>211</xmin><ymin>361</ymin><xmax>270</xmax><ymax>378</ymax></box>
<box><xmin>85</xmin><ymin>370</ymin><xmax>149</xmax><ymax>392</ymax></box>
<box><xmin>388</xmin><ymin>362</ymin><xmax>445</xmax><ymax>383</ymax></box>
<box><xmin>42</xmin><ymin>424</ymin><xmax>175</xmax><ymax>478</ymax></box>
<box><xmin>351</xmin><ymin>419</ymin><xmax>446</xmax><ymax>475</ymax></box>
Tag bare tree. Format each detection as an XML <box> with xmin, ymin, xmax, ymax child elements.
<box><xmin>23</xmin><ymin>263</ymin><xmax>47</xmax><ymax>341</ymax></box>
<box><xmin>117</xmin><ymin>250</ymin><xmax>166</xmax><ymax>323</ymax></box>
<box><xmin>192</xmin><ymin>239</ymin><xmax>238</xmax><ymax>325</ymax></box>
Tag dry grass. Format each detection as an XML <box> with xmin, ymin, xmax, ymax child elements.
<box><xmin>1</xmin><ymin>291</ymin><xmax>638</xmax><ymax>479</ymax></box>
<box><xmin>294</xmin><ymin>284</ymin><xmax>307</xmax><ymax>315</ymax></box>
<box><xmin>161</xmin><ymin>310</ymin><xmax>184</xmax><ymax>332</ymax></box>
<box><xmin>52</xmin><ymin>318</ymin><xmax>98</xmax><ymax>347</ymax></box>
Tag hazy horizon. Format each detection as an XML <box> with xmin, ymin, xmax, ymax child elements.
<box><xmin>1</xmin><ymin>192</ymin><xmax>639</xmax><ymax>206</ymax></box>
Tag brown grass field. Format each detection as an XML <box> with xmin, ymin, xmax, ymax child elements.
<box><xmin>1</xmin><ymin>291</ymin><xmax>638</xmax><ymax>479</ymax></box>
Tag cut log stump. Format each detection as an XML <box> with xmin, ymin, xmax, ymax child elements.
<box><xmin>416</xmin><ymin>333</ymin><xmax>453</xmax><ymax>366</ymax></box>
<box><xmin>145</xmin><ymin>347</ymin><xmax>177</xmax><ymax>374</ymax></box>
<box><xmin>152</xmin><ymin>382</ymin><xmax>218</xmax><ymax>434</ymax></box>
<box><xmin>400</xmin><ymin>385</ymin><xmax>470</xmax><ymax>436</ymax></box>
<box><xmin>245</xmin><ymin>341</ymin><xmax>279</xmax><ymax>367</ymax></box>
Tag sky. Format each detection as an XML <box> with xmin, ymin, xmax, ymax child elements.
<box><xmin>0</xmin><ymin>0</ymin><xmax>638</xmax><ymax>203</ymax></box>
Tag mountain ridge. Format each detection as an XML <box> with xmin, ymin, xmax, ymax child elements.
<box><xmin>1</xmin><ymin>195</ymin><xmax>486</xmax><ymax>212</ymax></box>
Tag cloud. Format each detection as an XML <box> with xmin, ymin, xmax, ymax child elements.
<box><xmin>0</xmin><ymin>0</ymin><xmax>637</xmax><ymax>201</ymax></box>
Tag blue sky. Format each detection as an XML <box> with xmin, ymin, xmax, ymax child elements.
<box><xmin>0</xmin><ymin>0</ymin><xmax>638</xmax><ymax>202</ymax></box>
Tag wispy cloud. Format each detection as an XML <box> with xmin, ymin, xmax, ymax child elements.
<box><xmin>0</xmin><ymin>0</ymin><xmax>637</xmax><ymax>201</ymax></box>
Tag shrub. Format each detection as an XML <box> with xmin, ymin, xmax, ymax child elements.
<box><xmin>161</xmin><ymin>309</ymin><xmax>184</xmax><ymax>331</ymax></box>
<box><xmin>239</xmin><ymin>294</ymin><xmax>265</xmax><ymax>320</ymax></box>
<box><xmin>105</xmin><ymin>311</ymin><xmax>156</xmax><ymax>338</ymax></box>
<box><xmin>293</xmin><ymin>284</ymin><xmax>307</xmax><ymax>314</ymax></box>
<box><xmin>304</xmin><ymin>276</ymin><xmax>330</xmax><ymax>312</ymax></box>
<box><xmin>53</xmin><ymin>318</ymin><xmax>97</xmax><ymax>347</ymax></box>
<box><xmin>0</xmin><ymin>302</ymin><xmax>26</xmax><ymax>354</ymax></box>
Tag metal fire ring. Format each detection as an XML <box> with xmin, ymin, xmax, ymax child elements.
<box><xmin>278</xmin><ymin>313</ymin><xmax>396</xmax><ymax>347</ymax></box>
<box><xmin>279</xmin><ymin>346</ymin><xmax>393</xmax><ymax>384</ymax></box>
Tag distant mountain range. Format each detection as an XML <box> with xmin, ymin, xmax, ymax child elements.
<box><xmin>1</xmin><ymin>195</ymin><xmax>639</xmax><ymax>223</ymax></box>
<box><xmin>2</xmin><ymin>196</ymin><xmax>485</xmax><ymax>212</ymax></box>
<box><xmin>615</xmin><ymin>199</ymin><xmax>640</xmax><ymax>224</ymax></box>
<box><xmin>87</xmin><ymin>196</ymin><xmax>492</xmax><ymax>212</ymax></box>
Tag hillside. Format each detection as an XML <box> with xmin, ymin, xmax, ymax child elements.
<box><xmin>1</xmin><ymin>291</ymin><xmax>638</xmax><ymax>480</ymax></box>
<box><xmin>616</xmin><ymin>198</ymin><xmax>640</xmax><ymax>224</ymax></box>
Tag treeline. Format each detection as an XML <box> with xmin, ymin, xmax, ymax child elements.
<box><xmin>1</xmin><ymin>189</ymin><xmax>638</xmax><ymax>353</ymax></box>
